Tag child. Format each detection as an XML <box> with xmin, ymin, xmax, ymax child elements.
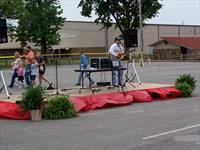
<box><xmin>17</xmin><ymin>64</ymin><xmax>24</xmax><ymax>88</ymax></box>
<box><xmin>30</xmin><ymin>59</ymin><xmax>38</xmax><ymax>86</ymax></box>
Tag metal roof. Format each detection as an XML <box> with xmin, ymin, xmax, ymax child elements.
<box><xmin>150</xmin><ymin>37</ymin><xmax>200</xmax><ymax>49</ymax></box>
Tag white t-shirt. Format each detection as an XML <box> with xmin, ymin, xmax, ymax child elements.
<box><xmin>109</xmin><ymin>43</ymin><xmax>124</xmax><ymax>58</ymax></box>
<box><xmin>31</xmin><ymin>64</ymin><xmax>38</xmax><ymax>76</ymax></box>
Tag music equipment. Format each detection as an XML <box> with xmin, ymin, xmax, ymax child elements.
<box><xmin>124</xmin><ymin>29</ymin><xmax>138</xmax><ymax>48</ymax></box>
<box><xmin>116</xmin><ymin>52</ymin><xmax>125</xmax><ymax>60</ymax></box>
<box><xmin>96</xmin><ymin>82</ymin><xmax>111</xmax><ymax>86</ymax></box>
<box><xmin>91</xmin><ymin>57</ymin><xmax>111</xmax><ymax>69</ymax></box>
<box><xmin>0</xmin><ymin>18</ymin><xmax>8</xmax><ymax>44</ymax></box>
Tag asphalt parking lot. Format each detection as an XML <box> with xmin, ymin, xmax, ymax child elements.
<box><xmin>0</xmin><ymin>62</ymin><xmax>200</xmax><ymax>150</ymax></box>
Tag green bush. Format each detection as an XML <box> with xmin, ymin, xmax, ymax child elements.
<box><xmin>175</xmin><ymin>82</ymin><xmax>193</xmax><ymax>97</ymax></box>
<box><xmin>43</xmin><ymin>96</ymin><xmax>77</xmax><ymax>119</ymax></box>
<box><xmin>19</xmin><ymin>86</ymin><xmax>44</xmax><ymax>111</ymax></box>
<box><xmin>175</xmin><ymin>74</ymin><xmax>197</xmax><ymax>90</ymax></box>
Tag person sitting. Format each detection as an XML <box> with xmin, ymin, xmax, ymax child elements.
<box><xmin>75</xmin><ymin>52</ymin><xmax>95</xmax><ymax>86</ymax></box>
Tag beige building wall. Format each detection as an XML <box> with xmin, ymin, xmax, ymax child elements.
<box><xmin>180</xmin><ymin>26</ymin><xmax>196</xmax><ymax>37</ymax></box>
<box><xmin>143</xmin><ymin>25</ymin><xmax>159</xmax><ymax>53</ymax></box>
<box><xmin>0</xmin><ymin>21</ymin><xmax>199</xmax><ymax>55</ymax></box>
<box><xmin>54</xmin><ymin>21</ymin><xmax>106</xmax><ymax>49</ymax></box>
<box><xmin>195</xmin><ymin>26</ymin><xmax>200</xmax><ymax>36</ymax></box>
<box><xmin>159</xmin><ymin>25</ymin><xmax>179</xmax><ymax>37</ymax></box>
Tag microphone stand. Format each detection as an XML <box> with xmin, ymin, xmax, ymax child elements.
<box><xmin>55</xmin><ymin>57</ymin><xmax>59</xmax><ymax>95</ymax></box>
<box><xmin>52</xmin><ymin>49</ymin><xmax>59</xmax><ymax>95</ymax></box>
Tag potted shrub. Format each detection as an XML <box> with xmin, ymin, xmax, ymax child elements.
<box><xmin>175</xmin><ymin>74</ymin><xmax>197</xmax><ymax>90</ymax></box>
<box><xmin>43</xmin><ymin>96</ymin><xmax>77</xmax><ymax>120</ymax></box>
<box><xmin>175</xmin><ymin>74</ymin><xmax>197</xmax><ymax>97</ymax></box>
<box><xmin>19</xmin><ymin>86</ymin><xmax>44</xmax><ymax>121</ymax></box>
<box><xmin>175</xmin><ymin>82</ymin><xmax>193</xmax><ymax>97</ymax></box>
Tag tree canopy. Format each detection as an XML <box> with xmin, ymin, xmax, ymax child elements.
<box><xmin>0</xmin><ymin>0</ymin><xmax>24</xmax><ymax>19</ymax></box>
<box><xmin>0</xmin><ymin>0</ymin><xmax>65</xmax><ymax>54</ymax></box>
<box><xmin>78</xmin><ymin>0</ymin><xmax>162</xmax><ymax>33</ymax></box>
<box><xmin>16</xmin><ymin>0</ymin><xmax>65</xmax><ymax>53</ymax></box>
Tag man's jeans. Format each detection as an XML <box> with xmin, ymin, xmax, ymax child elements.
<box><xmin>25</xmin><ymin>64</ymin><xmax>31</xmax><ymax>86</ymax></box>
<box><xmin>112</xmin><ymin>61</ymin><xmax>123</xmax><ymax>85</ymax></box>
<box><xmin>76</xmin><ymin>67</ymin><xmax>94</xmax><ymax>84</ymax></box>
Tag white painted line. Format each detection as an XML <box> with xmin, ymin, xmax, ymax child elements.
<box><xmin>143</xmin><ymin>124</ymin><xmax>200</xmax><ymax>140</ymax></box>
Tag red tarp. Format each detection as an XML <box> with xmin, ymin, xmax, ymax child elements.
<box><xmin>0</xmin><ymin>101</ymin><xmax>30</xmax><ymax>120</ymax></box>
<box><xmin>146</xmin><ymin>87</ymin><xmax>180</xmax><ymax>100</ymax></box>
<box><xmin>0</xmin><ymin>87</ymin><xmax>180</xmax><ymax>120</ymax></box>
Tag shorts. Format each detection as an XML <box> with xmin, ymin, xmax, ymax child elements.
<box><xmin>30</xmin><ymin>75</ymin><xmax>36</xmax><ymax>81</ymax></box>
<box><xmin>18</xmin><ymin>76</ymin><xmax>24</xmax><ymax>82</ymax></box>
<box><xmin>39</xmin><ymin>65</ymin><xmax>46</xmax><ymax>75</ymax></box>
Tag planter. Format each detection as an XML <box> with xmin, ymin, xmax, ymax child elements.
<box><xmin>30</xmin><ymin>109</ymin><xmax>42</xmax><ymax>121</ymax></box>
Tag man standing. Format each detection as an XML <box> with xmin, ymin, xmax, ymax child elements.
<box><xmin>109</xmin><ymin>37</ymin><xmax>124</xmax><ymax>86</ymax></box>
<box><xmin>23</xmin><ymin>46</ymin><xmax>34</xmax><ymax>86</ymax></box>
<box><xmin>75</xmin><ymin>52</ymin><xmax>94</xmax><ymax>86</ymax></box>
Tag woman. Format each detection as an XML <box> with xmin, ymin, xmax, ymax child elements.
<box><xmin>8</xmin><ymin>52</ymin><xmax>22</xmax><ymax>88</ymax></box>
<box><xmin>36</xmin><ymin>51</ymin><xmax>52</xmax><ymax>86</ymax></box>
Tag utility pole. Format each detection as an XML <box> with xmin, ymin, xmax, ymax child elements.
<box><xmin>139</xmin><ymin>0</ymin><xmax>144</xmax><ymax>67</ymax></box>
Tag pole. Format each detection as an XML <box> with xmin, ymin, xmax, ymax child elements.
<box><xmin>139</xmin><ymin>0</ymin><xmax>144</xmax><ymax>67</ymax></box>
<box><xmin>105</xmin><ymin>27</ymin><xmax>109</xmax><ymax>53</ymax></box>
<box><xmin>55</xmin><ymin>58</ymin><xmax>59</xmax><ymax>95</ymax></box>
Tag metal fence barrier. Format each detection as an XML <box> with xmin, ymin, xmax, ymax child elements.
<box><xmin>0</xmin><ymin>53</ymin><xmax>199</xmax><ymax>68</ymax></box>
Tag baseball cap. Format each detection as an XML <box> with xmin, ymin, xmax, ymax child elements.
<box><xmin>114</xmin><ymin>36</ymin><xmax>122</xmax><ymax>41</ymax></box>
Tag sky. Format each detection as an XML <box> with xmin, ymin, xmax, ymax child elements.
<box><xmin>59</xmin><ymin>0</ymin><xmax>200</xmax><ymax>26</ymax></box>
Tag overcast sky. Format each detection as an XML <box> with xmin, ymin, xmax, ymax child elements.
<box><xmin>59</xmin><ymin>0</ymin><xmax>200</xmax><ymax>25</ymax></box>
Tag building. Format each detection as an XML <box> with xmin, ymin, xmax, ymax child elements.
<box><xmin>150</xmin><ymin>37</ymin><xmax>200</xmax><ymax>60</ymax></box>
<box><xmin>0</xmin><ymin>21</ymin><xmax>200</xmax><ymax>56</ymax></box>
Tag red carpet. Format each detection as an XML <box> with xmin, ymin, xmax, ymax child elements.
<box><xmin>0</xmin><ymin>86</ymin><xmax>180</xmax><ymax>120</ymax></box>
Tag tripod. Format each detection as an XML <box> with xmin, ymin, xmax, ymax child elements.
<box><xmin>121</xmin><ymin>50</ymin><xmax>141</xmax><ymax>90</ymax></box>
<box><xmin>0</xmin><ymin>70</ymin><xmax>11</xmax><ymax>99</ymax></box>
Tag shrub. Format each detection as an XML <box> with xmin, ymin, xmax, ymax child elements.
<box><xmin>19</xmin><ymin>86</ymin><xmax>44</xmax><ymax>111</ymax></box>
<box><xmin>43</xmin><ymin>96</ymin><xmax>77</xmax><ymax>119</ymax></box>
<box><xmin>175</xmin><ymin>82</ymin><xmax>193</xmax><ymax>97</ymax></box>
<box><xmin>175</xmin><ymin>74</ymin><xmax>197</xmax><ymax>90</ymax></box>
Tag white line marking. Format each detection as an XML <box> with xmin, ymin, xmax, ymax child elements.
<box><xmin>143</xmin><ymin>124</ymin><xmax>200</xmax><ymax>140</ymax></box>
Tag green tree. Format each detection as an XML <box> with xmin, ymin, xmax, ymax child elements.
<box><xmin>78</xmin><ymin>0</ymin><xmax>162</xmax><ymax>33</ymax></box>
<box><xmin>0</xmin><ymin>0</ymin><xmax>25</xmax><ymax>19</ymax></box>
<box><xmin>16</xmin><ymin>0</ymin><xmax>65</xmax><ymax>53</ymax></box>
<box><xmin>0</xmin><ymin>0</ymin><xmax>25</xmax><ymax>40</ymax></box>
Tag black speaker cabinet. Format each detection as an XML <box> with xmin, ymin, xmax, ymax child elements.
<box><xmin>0</xmin><ymin>18</ymin><xmax>8</xmax><ymax>44</ymax></box>
<box><xmin>91</xmin><ymin>57</ymin><xmax>111</xmax><ymax>69</ymax></box>
<box><xmin>124</xmin><ymin>29</ymin><xmax>138</xmax><ymax>48</ymax></box>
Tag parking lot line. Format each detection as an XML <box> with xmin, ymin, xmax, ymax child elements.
<box><xmin>143</xmin><ymin>124</ymin><xmax>200</xmax><ymax>140</ymax></box>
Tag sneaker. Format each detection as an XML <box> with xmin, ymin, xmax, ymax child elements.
<box><xmin>89</xmin><ymin>81</ymin><xmax>95</xmax><ymax>86</ymax></box>
<box><xmin>8</xmin><ymin>85</ymin><xmax>13</xmax><ymax>88</ymax></box>
<box><xmin>49</xmin><ymin>82</ymin><xmax>53</xmax><ymax>87</ymax></box>
<box><xmin>113</xmin><ymin>84</ymin><xmax>119</xmax><ymax>87</ymax></box>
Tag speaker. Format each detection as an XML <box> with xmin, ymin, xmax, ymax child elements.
<box><xmin>0</xmin><ymin>18</ymin><xmax>8</xmax><ymax>44</ymax></box>
<box><xmin>91</xmin><ymin>58</ymin><xmax>100</xmax><ymax>69</ymax></box>
<box><xmin>91</xmin><ymin>57</ymin><xmax>111</xmax><ymax>69</ymax></box>
<box><xmin>124</xmin><ymin>29</ymin><xmax>138</xmax><ymax>48</ymax></box>
<box><xmin>96</xmin><ymin>82</ymin><xmax>111</xmax><ymax>86</ymax></box>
